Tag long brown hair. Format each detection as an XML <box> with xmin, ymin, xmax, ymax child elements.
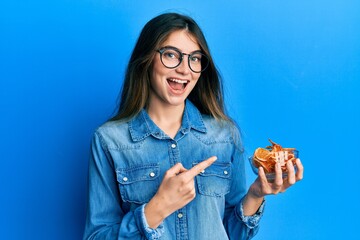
<box><xmin>111</xmin><ymin>13</ymin><xmax>230</xmax><ymax>122</ymax></box>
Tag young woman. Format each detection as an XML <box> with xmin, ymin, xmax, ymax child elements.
<box><xmin>83</xmin><ymin>13</ymin><xmax>304</xmax><ymax>240</ymax></box>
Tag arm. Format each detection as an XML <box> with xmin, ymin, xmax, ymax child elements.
<box><xmin>83</xmin><ymin>131</ymin><xmax>163</xmax><ymax>240</ymax></box>
<box><xmin>223</xmin><ymin>145</ymin><xmax>264</xmax><ymax>240</ymax></box>
<box><xmin>225</xmin><ymin>137</ymin><xmax>304</xmax><ymax>239</ymax></box>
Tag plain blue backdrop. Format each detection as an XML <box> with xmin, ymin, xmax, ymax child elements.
<box><xmin>1</xmin><ymin>0</ymin><xmax>359</xmax><ymax>239</ymax></box>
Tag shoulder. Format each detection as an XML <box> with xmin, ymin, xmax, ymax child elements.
<box><xmin>199</xmin><ymin>114</ymin><xmax>242</xmax><ymax>148</ymax></box>
<box><xmin>96</xmin><ymin>119</ymin><xmax>128</xmax><ymax>136</ymax></box>
<box><xmin>202</xmin><ymin>114</ymin><xmax>239</xmax><ymax>135</ymax></box>
<box><xmin>92</xmin><ymin>120</ymin><xmax>132</xmax><ymax>150</ymax></box>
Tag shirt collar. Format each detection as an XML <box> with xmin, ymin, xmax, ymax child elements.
<box><xmin>128</xmin><ymin>99</ymin><xmax>207</xmax><ymax>142</ymax></box>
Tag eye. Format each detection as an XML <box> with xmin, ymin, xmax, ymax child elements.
<box><xmin>163</xmin><ymin>49</ymin><xmax>180</xmax><ymax>60</ymax></box>
<box><xmin>190</xmin><ymin>53</ymin><xmax>202</xmax><ymax>63</ymax></box>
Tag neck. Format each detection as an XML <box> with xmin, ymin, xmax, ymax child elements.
<box><xmin>146</xmin><ymin>98</ymin><xmax>186</xmax><ymax>138</ymax></box>
<box><xmin>147</xmin><ymin>102</ymin><xmax>185</xmax><ymax>124</ymax></box>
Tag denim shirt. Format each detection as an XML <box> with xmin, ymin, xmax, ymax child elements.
<box><xmin>83</xmin><ymin>100</ymin><xmax>264</xmax><ymax>240</ymax></box>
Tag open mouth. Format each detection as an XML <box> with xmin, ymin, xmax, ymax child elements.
<box><xmin>167</xmin><ymin>78</ymin><xmax>189</xmax><ymax>91</ymax></box>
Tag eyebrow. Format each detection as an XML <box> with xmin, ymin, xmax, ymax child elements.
<box><xmin>161</xmin><ymin>45</ymin><xmax>202</xmax><ymax>54</ymax></box>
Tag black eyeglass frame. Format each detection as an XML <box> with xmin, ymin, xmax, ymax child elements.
<box><xmin>156</xmin><ymin>47</ymin><xmax>209</xmax><ymax>73</ymax></box>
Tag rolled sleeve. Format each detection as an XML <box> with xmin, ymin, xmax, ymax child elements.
<box><xmin>236</xmin><ymin>199</ymin><xmax>265</xmax><ymax>229</ymax></box>
<box><xmin>134</xmin><ymin>204</ymin><xmax>164</xmax><ymax>240</ymax></box>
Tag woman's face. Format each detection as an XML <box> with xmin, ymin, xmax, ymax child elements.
<box><xmin>149</xmin><ymin>30</ymin><xmax>201</xmax><ymax>108</ymax></box>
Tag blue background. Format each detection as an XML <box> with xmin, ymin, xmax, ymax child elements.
<box><xmin>1</xmin><ymin>0</ymin><xmax>359</xmax><ymax>239</ymax></box>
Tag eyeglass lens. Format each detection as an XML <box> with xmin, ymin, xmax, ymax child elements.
<box><xmin>159</xmin><ymin>48</ymin><xmax>208</xmax><ymax>73</ymax></box>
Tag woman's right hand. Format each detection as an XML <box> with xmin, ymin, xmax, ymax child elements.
<box><xmin>144</xmin><ymin>156</ymin><xmax>217</xmax><ymax>228</ymax></box>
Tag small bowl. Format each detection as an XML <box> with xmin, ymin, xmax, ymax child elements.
<box><xmin>248</xmin><ymin>150</ymin><xmax>299</xmax><ymax>182</ymax></box>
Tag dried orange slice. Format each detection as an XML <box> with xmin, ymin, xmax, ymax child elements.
<box><xmin>254</xmin><ymin>148</ymin><xmax>271</xmax><ymax>161</ymax></box>
<box><xmin>252</xmin><ymin>139</ymin><xmax>297</xmax><ymax>174</ymax></box>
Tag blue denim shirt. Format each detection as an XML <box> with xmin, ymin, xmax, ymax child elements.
<box><xmin>83</xmin><ymin>100</ymin><xmax>264</xmax><ymax>240</ymax></box>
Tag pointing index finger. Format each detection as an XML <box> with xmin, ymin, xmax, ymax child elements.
<box><xmin>185</xmin><ymin>156</ymin><xmax>217</xmax><ymax>179</ymax></box>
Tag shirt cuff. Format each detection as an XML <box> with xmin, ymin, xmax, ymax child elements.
<box><xmin>134</xmin><ymin>204</ymin><xmax>164</xmax><ymax>240</ymax></box>
<box><xmin>236</xmin><ymin>198</ymin><xmax>265</xmax><ymax>229</ymax></box>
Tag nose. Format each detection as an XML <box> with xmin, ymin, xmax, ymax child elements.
<box><xmin>175</xmin><ymin>55</ymin><xmax>191</xmax><ymax>75</ymax></box>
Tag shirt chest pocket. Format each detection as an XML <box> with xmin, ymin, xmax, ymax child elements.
<box><xmin>194</xmin><ymin>162</ymin><xmax>231</xmax><ymax>197</ymax></box>
<box><xmin>116</xmin><ymin>164</ymin><xmax>160</xmax><ymax>204</ymax></box>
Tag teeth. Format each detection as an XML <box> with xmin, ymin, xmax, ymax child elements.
<box><xmin>168</xmin><ymin>78</ymin><xmax>188</xmax><ymax>84</ymax></box>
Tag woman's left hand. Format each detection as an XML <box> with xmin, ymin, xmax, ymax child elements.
<box><xmin>242</xmin><ymin>158</ymin><xmax>304</xmax><ymax>216</ymax></box>
<box><xmin>250</xmin><ymin>158</ymin><xmax>304</xmax><ymax>198</ymax></box>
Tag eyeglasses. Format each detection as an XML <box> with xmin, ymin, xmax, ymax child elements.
<box><xmin>156</xmin><ymin>47</ymin><xmax>209</xmax><ymax>73</ymax></box>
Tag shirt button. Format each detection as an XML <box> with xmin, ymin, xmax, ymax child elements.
<box><xmin>171</xmin><ymin>143</ymin><xmax>176</xmax><ymax>148</ymax></box>
<box><xmin>201</xmin><ymin>170</ymin><xmax>205</xmax><ymax>174</ymax></box>
<box><xmin>177</xmin><ymin>213</ymin><xmax>183</xmax><ymax>218</ymax></box>
<box><xmin>123</xmin><ymin>177</ymin><xmax>128</xmax><ymax>182</ymax></box>
<box><xmin>224</xmin><ymin>170</ymin><xmax>228</xmax><ymax>175</ymax></box>
<box><xmin>149</xmin><ymin>172</ymin><xmax>155</xmax><ymax>177</ymax></box>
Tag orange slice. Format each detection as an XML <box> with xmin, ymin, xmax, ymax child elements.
<box><xmin>252</xmin><ymin>139</ymin><xmax>297</xmax><ymax>174</ymax></box>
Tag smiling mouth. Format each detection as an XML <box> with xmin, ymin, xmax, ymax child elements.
<box><xmin>167</xmin><ymin>78</ymin><xmax>189</xmax><ymax>91</ymax></box>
